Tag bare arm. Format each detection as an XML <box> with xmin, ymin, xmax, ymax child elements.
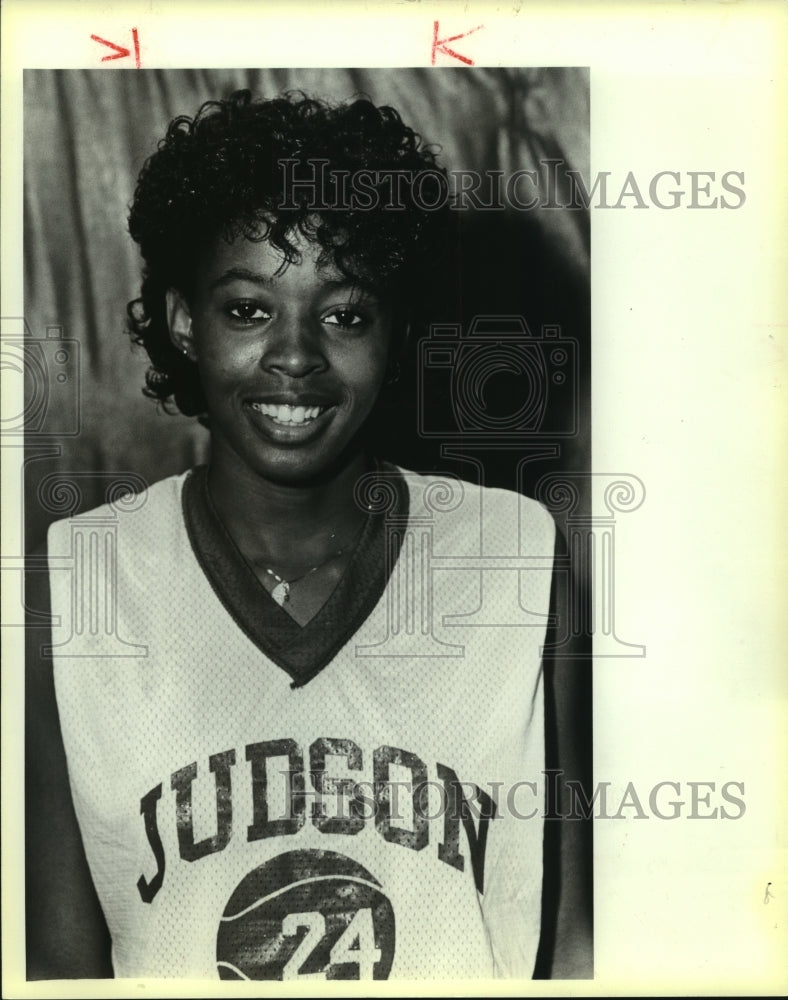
<box><xmin>25</xmin><ymin>547</ymin><xmax>113</xmax><ymax>978</ymax></box>
<box><xmin>534</xmin><ymin>524</ymin><xmax>593</xmax><ymax>979</ymax></box>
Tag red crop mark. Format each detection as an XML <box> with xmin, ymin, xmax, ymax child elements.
<box><xmin>431</xmin><ymin>21</ymin><xmax>484</xmax><ymax>66</ymax></box>
<box><xmin>91</xmin><ymin>28</ymin><xmax>141</xmax><ymax>67</ymax></box>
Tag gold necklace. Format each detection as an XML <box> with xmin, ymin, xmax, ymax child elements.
<box><xmin>263</xmin><ymin>545</ymin><xmax>344</xmax><ymax>606</ymax></box>
<box><xmin>262</xmin><ymin>505</ymin><xmax>372</xmax><ymax>607</ymax></box>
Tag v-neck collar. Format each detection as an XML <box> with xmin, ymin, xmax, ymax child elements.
<box><xmin>181</xmin><ymin>462</ymin><xmax>408</xmax><ymax>688</ymax></box>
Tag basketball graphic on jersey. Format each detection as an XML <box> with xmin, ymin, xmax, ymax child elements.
<box><xmin>216</xmin><ymin>849</ymin><xmax>396</xmax><ymax>980</ymax></box>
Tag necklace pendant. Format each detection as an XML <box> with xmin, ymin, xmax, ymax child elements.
<box><xmin>271</xmin><ymin>580</ymin><xmax>290</xmax><ymax>606</ymax></box>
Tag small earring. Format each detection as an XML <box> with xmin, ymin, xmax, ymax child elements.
<box><xmin>385</xmin><ymin>362</ymin><xmax>401</xmax><ymax>386</ymax></box>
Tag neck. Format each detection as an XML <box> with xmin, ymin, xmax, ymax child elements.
<box><xmin>206</xmin><ymin>447</ymin><xmax>374</xmax><ymax>566</ymax></box>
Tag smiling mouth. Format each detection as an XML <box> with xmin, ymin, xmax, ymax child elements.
<box><xmin>249</xmin><ymin>402</ymin><xmax>329</xmax><ymax>426</ymax></box>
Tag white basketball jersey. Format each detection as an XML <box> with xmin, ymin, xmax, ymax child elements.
<box><xmin>49</xmin><ymin>465</ymin><xmax>555</xmax><ymax>981</ymax></box>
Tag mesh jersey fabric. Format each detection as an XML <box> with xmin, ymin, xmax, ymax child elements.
<box><xmin>49</xmin><ymin>465</ymin><xmax>555</xmax><ymax>980</ymax></box>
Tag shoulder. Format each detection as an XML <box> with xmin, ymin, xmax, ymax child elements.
<box><xmin>395</xmin><ymin>465</ymin><xmax>555</xmax><ymax>550</ymax></box>
<box><xmin>46</xmin><ymin>469</ymin><xmax>194</xmax><ymax>549</ymax></box>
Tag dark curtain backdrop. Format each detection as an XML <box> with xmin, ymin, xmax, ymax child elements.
<box><xmin>23</xmin><ymin>67</ymin><xmax>589</xmax><ymax>551</ymax></box>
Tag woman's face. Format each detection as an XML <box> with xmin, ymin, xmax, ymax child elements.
<box><xmin>170</xmin><ymin>231</ymin><xmax>393</xmax><ymax>486</ymax></box>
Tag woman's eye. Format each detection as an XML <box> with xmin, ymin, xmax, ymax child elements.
<box><xmin>227</xmin><ymin>302</ymin><xmax>270</xmax><ymax>323</ymax></box>
<box><xmin>323</xmin><ymin>309</ymin><xmax>364</xmax><ymax>330</ymax></box>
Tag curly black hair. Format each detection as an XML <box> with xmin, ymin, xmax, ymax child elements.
<box><xmin>127</xmin><ymin>89</ymin><xmax>452</xmax><ymax>417</ymax></box>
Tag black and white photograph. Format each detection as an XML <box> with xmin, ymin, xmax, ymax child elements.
<box><xmin>2</xmin><ymin>2</ymin><xmax>786</xmax><ymax>996</ymax></box>
<box><xmin>21</xmin><ymin>66</ymin><xmax>592</xmax><ymax>982</ymax></box>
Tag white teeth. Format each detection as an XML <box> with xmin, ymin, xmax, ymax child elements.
<box><xmin>251</xmin><ymin>402</ymin><xmax>326</xmax><ymax>425</ymax></box>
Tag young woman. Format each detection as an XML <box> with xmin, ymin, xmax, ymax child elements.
<box><xmin>26</xmin><ymin>89</ymin><xmax>589</xmax><ymax>980</ymax></box>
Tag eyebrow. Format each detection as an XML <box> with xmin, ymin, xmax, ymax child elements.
<box><xmin>208</xmin><ymin>268</ymin><xmax>272</xmax><ymax>292</ymax></box>
<box><xmin>208</xmin><ymin>267</ymin><xmax>360</xmax><ymax>294</ymax></box>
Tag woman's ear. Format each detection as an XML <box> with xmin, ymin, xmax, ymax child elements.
<box><xmin>391</xmin><ymin>321</ymin><xmax>411</xmax><ymax>363</ymax></box>
<box><xmin>384</xmin><ymin>323</ymin><xmax>411</xmax><ymax>387</ymax></box>
<box><xmin>166</xmin><ymin>289</ymin><xmax>195</xmax><ymax>361</ymax></box>
<box><xmin>400</xmin><ymin>322</ymin><xmax>412</xmax><ymax>356</ymax></box>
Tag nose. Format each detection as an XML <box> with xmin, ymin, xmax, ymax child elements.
<box><xmin>259</xmin><ymin>316</ymin><xmax>327</xmax><ymax>379</ymax></box>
